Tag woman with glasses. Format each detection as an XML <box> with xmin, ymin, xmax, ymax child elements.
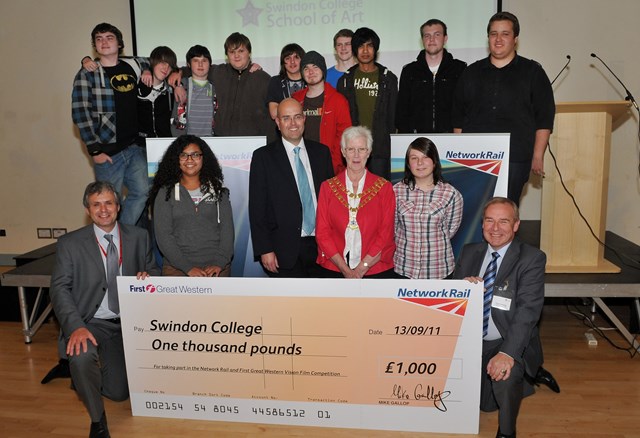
<box><xmin>394</xmin><ymin>137</ymin><xmax>463</xmax><ymax>279</ymax></box>
<box><xmin>315</xmin><ymin>126</ymin><xmax>395</xmax><ymax>278</ymax></box>
<box><xmin>149</xmin><ymin>135</ymin><xmax>234</xmax><ymax>277</ymax></box>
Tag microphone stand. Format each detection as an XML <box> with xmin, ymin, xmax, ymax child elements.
<box><xmin>551</xmin><ymin>55</ymin><xmax>571</xmax><ymax>86</ymax></box>
<box><xmin>591</xmin><ymin>53</ymin><xmax>639</xmax><ymax>113</ymax></box>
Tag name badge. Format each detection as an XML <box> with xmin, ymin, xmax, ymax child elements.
<box><xmin>492</xmin><ymin>295</ymin><xmax>511</xmax><ymax>311</ymax></box>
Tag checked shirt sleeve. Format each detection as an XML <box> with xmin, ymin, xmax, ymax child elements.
<box><xmin>71</xmin><ymin>69</ymin><xmax>101</xmax><ymax>152</ymax></box>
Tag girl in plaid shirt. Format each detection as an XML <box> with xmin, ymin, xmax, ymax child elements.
<box><xmin>393</xmin><ymin>137</ymin><xmax>463</xmax><ymax>279</ymax></box>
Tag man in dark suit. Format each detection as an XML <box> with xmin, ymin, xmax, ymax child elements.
<box><xmin>454</xmin><ymin>197</ymin><xmax>545</xmax><ymax>438</ymax></box>
<box><xmin>50</xmin><ymin>181</ymin><xmax>158</xmax><ymax>438</ymax></box>
<box><xmin>249</xmin><ymin>98</ymin><xmax>334</xmax><ymax>277</ymax></box>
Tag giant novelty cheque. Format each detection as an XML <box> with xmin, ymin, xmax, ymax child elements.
<box><xmin>119</xmin><ymin>276</ymin><xmax>483</xmax><ymax>434</ymax></box>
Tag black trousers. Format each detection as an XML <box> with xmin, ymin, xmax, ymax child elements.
<box><xmin>266</xmin><ymin>237</ymin><xmax>323</xmax><ymax>278</ymax></box>
<box><xmin>507</xmin><ymin>161</ymin><xmax>533</xmax><ymax>206</ymax></box>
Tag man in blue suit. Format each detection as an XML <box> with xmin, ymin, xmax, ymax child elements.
<box><xmin>50</xmin><ymin>181</ymin><xmax>158</xmax><ymax>438</ymax></box>
<box><xmin>454</xmin><ymin>197</ymin><xmax>546</xmax><ymax>438</ymax></box>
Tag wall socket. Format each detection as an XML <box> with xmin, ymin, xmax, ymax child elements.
<box><xmin>52</xmin><ymin>228</ymin><xmax>67</xmax><ymax>238</ymax></box>
<box><xmin>37</xmin><ymin>228</ymin><xmax>52</xmax><ymax>239</ymax></box>
<box><xmin>0</xmin><ymin>229</ymin><xmax>6</xmax><ymax>237</ymax></box>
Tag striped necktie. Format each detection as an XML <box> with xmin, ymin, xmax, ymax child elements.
<box><xmin>482</xmin><ymin>252</ymin><xmax>500</xmax><ymax>337</ymax></box>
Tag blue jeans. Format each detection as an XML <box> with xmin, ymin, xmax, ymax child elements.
<box><xmin>94</xmin><ymin>144</ymin><xmax>149</xmax><ymax>225</ymax></box>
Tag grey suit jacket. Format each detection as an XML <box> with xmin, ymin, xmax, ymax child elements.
<box><xmin>454</xmin><ymin>239</ymin><xmax>546</xmax><ymax>375</ymax></box>
<box><xmin>248</xmin><ymin>138</ymin><xmax>334</xmax><ymax>269</ymax></box>
<box><xmin>50</xmin><ymin>223</ymin><xmax>159</xmax><ymax>338</ymax></box>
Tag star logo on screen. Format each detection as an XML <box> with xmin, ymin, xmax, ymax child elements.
<box><xmin>237</xmin><ymin>0</ymin><xmax>263</xmax><ymax>26</ymax></box>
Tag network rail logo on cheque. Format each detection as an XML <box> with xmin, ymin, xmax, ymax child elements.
<box><xmin>397</xmin><ymin>287</ymin><xmax>471</xmax><ymax>317</ymax></box>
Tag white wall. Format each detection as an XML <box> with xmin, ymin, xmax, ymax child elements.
<box><xmin>0</xmin><ymin>0</ymin><xmax>638</xmax><ymax>261</ymax></box>
<box><xmin>0</xmin><ymin>0</ymin><xmax>132</xmax><ymax>261</ymax></box>
<box><xmin>504</xmin><ymin>0</ymin><xmax>640</xmax><ymax>244</ymax></box>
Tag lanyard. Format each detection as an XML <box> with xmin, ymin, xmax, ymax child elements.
<box><xmin>96</xmin><ymin>224</ymin><xmax>123</xmax><ymax>267</ymax></box>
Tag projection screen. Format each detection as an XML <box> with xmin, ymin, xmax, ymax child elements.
<box><xmin>131</xmin><ymin>0</ymin><xmax>499</xmax><ymax>75</ymax></box>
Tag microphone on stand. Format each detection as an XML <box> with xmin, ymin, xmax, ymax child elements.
<box><xmin>591</xmin><ymin>53</ymin><xmax>639</xmax><ymax>112</ymax></box>
<box><xmin>551</xmin><ymin>55</ymin><xmax>571</xmax><ymax>86</ymax></box>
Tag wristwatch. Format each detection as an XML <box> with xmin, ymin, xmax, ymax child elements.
<box><xmin>363</xmin><ymin>262</ymin><xmax>369</xmax><ymax>268</ymax></box>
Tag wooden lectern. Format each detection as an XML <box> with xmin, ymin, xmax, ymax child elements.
<box><xmin>541</xmin><ymin>101</ymin><xmax>630</xmax><ymax>273</ymax></box>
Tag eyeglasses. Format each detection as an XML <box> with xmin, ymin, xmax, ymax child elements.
<box><xmin>179</xmin><ymin>152</ymin><xmax>203</xmax><ymax>161</ymax></box>
<box><xmin>344</xmin><ymin>147</ymin><xmax>368</xmax><ymax>155</ymax></box>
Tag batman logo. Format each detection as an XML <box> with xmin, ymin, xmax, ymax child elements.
<box><xmin>110</xmin><ymin>74</ymin><xmax>136</xmax><ymax>93</ymax></box>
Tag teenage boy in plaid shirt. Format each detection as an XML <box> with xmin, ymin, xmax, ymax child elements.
<box><xmin>72</xmin><ymin>23</ymin><xmax>150</xmax><ymax>225</ymax></box>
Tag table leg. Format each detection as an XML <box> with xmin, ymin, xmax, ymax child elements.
<box><xmin>593</xmin><ymin>297</ymin><xmax>640</xmax><ymax>352</ymax></box>
<box><xmin>17</xmin><ymin>286</ymin><xmax>32</xmax><ymax>344</ymax></box>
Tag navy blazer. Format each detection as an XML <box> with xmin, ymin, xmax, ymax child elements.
<box><xmin>454</xmin><ymin>239</ymin><xmax>546</xmax><ymax>376</ymax></box>
<box><xmin>249</xmin><ymin>138</ymin><xmax>333</xmax><ymax>269</ymax></box>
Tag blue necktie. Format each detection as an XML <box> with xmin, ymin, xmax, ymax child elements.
<box><xmin>293</xmin><ymin>147</ymin><xmax>315</xmax><ymax>235</ymax></box>
<box><xmin>482</xmin><ymin>252</ymin><xmax>500</xmax><ymax>337</ymax></box>
<box><xmin>104</xmin><ymin>234</ymin><xmax>120</xmax><ymax>314</ymax></box>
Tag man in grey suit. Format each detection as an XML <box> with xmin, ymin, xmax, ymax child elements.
<box><xmin>50</xmin><ymin>181</ymin><xmax>158</xmax><ymax>438</ymax></box>
<box><xmin>454</xmin><ymin>197</ymin><xmax>545</xmax><ymax>438</ymax></box>
<box><xmin>249</xmin><ymin>98</ymin><xmax>334</xmax><ymax>277</ymax></box>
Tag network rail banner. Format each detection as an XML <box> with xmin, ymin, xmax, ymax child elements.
<box><xmin>118</xmin><ymin>276</ymin><xmax>483</xmax><ymax>434</ymax></box>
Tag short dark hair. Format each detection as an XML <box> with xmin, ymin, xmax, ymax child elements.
<box><xmin>83</xmin><ymin>181</ymin><xmax>120</xmax><ymax>208</ymax></box>
<box><xmin>487</xmin><ymin>11</ymin><xmax>520</xmax><ymax>37</ymax></box>
<box><xmin>351</xmin><ymin>27</ymin><xmax>380</xmax><ymax>58</ymax></box>
<box><xmin>420</xmin><ymin>19</ymin><xmax>448</xmax><ymax>37</ymax></box>
<box><xmin>279</xmin><ymin>43</ymin><xmax>305</xmax><ymax>78</ymax></box>
<box><xmin>402</xmin><ymin>137</ymin><xmax>443</xmax><ymax>189</ymax></box>
<box><xmin>150</xmin><ymin>46</ymin><xmax>177</xmax><ymax>71</ymax></box>
<box><xmin>224</xmin><ymin>32</ymin><xmax>252</xmax><ymax>55</ymax></box>
<box><xmin>483</xmin><ymin>197</ymin><xmax>520</xmax><ymax>221</ymax></box>
<box><xmin>333</xmin><ymin>28</ymin><xmax>354</xmax><ymax>47</ymax></box>
<box><xmin>91</xmin><ymin>23</ymin><xmax>124</xmax><ymax>55</ymax></box>
<box><xmin>186</xmin><ymin>45</ymin><xmax>212</xmax><ymax>65</ymax></box>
